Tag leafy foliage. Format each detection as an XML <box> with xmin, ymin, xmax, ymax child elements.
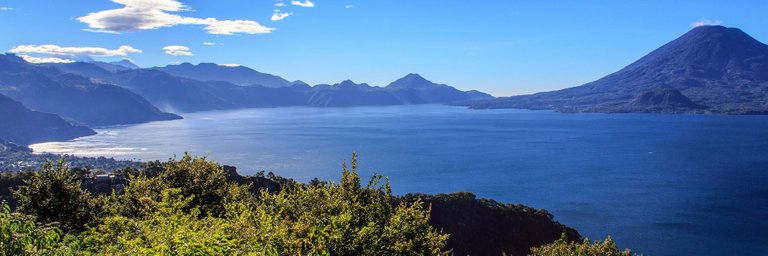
<box><xmin>12</xmin><ymin>159</ymin><xmax>99</xmax><ymax>232</ymax></box>
<box><xmin>0</xmin><ymin>204</ymin><xmax>63</xmax><ymax>255</ymax></box>
<box><xmin>3</xmin><ymin>153</ymin><xmax>447</xmax><ymax>255</ymax></box>
<box><xmin>530</xmin><ymin>233</ymin><xmax>638</xmax><ymax>256</ymax></box>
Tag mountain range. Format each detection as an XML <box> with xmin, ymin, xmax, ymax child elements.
<box><xmin>35</xmin><ymin>61</ymin><xmax>493</xmax><ymax>112</ymax></box>
<box><xmin>468</xmin><ymin>25</ymin><xmax>768</xmax><ymax>114</ymax></box>
<box><xmin>6</xmin><ymin>25</ymin><xmax>766</xmax><ymax>146</ymax></box>
<box><xmin>0</xmin><ymin>54</ymin><xmax>492</xmax><ymax>145</ymax></box>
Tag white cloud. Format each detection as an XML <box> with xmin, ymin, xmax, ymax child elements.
<box><xmin>345</xmin><ymin>5</ymin><xmax>354</xmax><ymax>9</ymax></box>
<box><xmin>78</xmin><ymin>0</ymin><xmax>274</xmax><ymax>35</ymax></box>
<box><xmin>218</xmin><ymin>63</ymin><xmax>241</xmax><ymax>67</ymax></box>
<box><xmin>199</xmin><ymin>19</ymin><xmax>273</xmax><ymax>35</ymax></box>
<box><xmin>10</xmin><ymin>44</ymin><xmax>142</xmax><ymax>56</ymax></box>
<box><xmin>163</xmin><ymin>45</ymin><xmax>193</xmax><ymax>56</ymax></box>
<box><xmin>0</xmin><ymin>7</ymin><xmax>12</xmax><ymax>11</ymax></box>
<box><xmin>291</xmin><ymin>0</ymin><xmax>314</xmax><ymax>8</ymax></box>
<box><xmin>203</xmin><ymin>42</ymin><xmax>216</xmax><ymax>46</ymax></box>
<box><xmin>691</xmin><ymin>18</ymin><xmax>723</xmax><ymax>28</ymax></box>
<box><xmin>271</xmin><ymin>11</ymin><xmax>293</xmax><ymax>21</ymax></box>
<box><xmin>17</xmin><ymin>55</ymin><xmax>76</xmax><ymax>64</ymax></box>
<box><xmin>275</xmin><ymin>2</ymin><xmax>285</xmax><ymax>7</ymax></box>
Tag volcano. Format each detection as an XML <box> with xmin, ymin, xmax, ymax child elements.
<box><xmin>471</xmin><ymin>26</ymin><xmax>768</xmax><ymax>114</ymax></box>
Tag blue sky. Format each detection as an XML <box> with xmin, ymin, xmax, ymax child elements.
<box><xmin>1</xmin><ymin>0</ymin><xmax>767</xmax><ymax>96</ymax></box>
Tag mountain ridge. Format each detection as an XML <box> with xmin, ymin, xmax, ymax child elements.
<box><xmin>154</xmin><ymin>62</ymin><xmax>293</xmax><ymax>88</ymax></box>
<box><xmin>35</xmin><ymin>60</ymin><xmax>494</xmax><ymax>112</ymax></box>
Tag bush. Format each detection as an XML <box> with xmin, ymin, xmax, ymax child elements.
<box><xmin>70</xmin><ymin>153</ymin><xmax>448</xmax><ymax>255</ymax></box>
<box><xmin>0</xmin><ymin>204</ymin><xmax>63</xmax><ymax>255</ymax></box>
<box><xmin>530</xmin><ymin>233</ymin><xmax>638</xmax><ymax>256</ymax></box>
<box><xmin>13</xmin><ymin>160</ymin><xmax>98</xmax><ymax>232</ymax></box>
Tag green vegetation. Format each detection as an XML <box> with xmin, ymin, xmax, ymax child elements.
<box><xmin>0</xmin><ymin>204</ymin><xmax>62</xmax><ymax>255</ymax></box>
<box><xmin>0</xmin><ymin>153</ymin><xmax>635</xmax><ymax>255</ymax></box>
<box><xmin>13</xmin><ymin>160</ymin><xmax>99</xmax><ymax>233</ymax></box>
<box><xmin>531</xmin><ymin>233</ymin><xmax>638</xmax><ymax>256</ymax></box>
<box><xmin>2</xmin><ymin>154</ymin><xmax>448</xmax><ymax>255</ymax></box>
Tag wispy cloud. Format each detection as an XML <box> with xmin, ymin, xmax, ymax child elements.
<box><xmin>163</xmin><ymin>45</ymin><xmax>193</xmax><ymax>56</ymax></box>
<box><xmin>203</xmin><ymin>42</ymin><xmax>216</xmax><ymax>46</ymax></box>
<box><xmin>271</xmin><ymin>11</ymin><xmax>293</xmax><ymax>21</ymax></box>
<box><xmin>219</xmin><ymin>63</ymin><xmax>241</xmax><ymax>67</ymax></box>
<box><xmin>0</xmin><ymin>7</ymin><xmax>12</xmax><ymax>11</ymax></box>
<box><xmin>78</xmin><ymin>0</ymin><xmax>274</xmax><ymax>35</ymax></box>
<box><xmin>18</xmin><ymin>55</ymin><xmax>76</xmax><ymax>64</ymax></box>
<box><xmin>10</xmin><ymin>44</ymin><xmax>142</xmax><ymax>56</ymax></box>
<box><xmin>691</xmin><ymin>18</ymin><xmax>723</xmax><ymax>28</ymax></box>
<box><xmin>275</xmin><ymin>2</ymin><xmax>285</xmax><ymax>7</ymax></box>
<box><xmin>291</xmin><ymin>0</ymin><xmax>314</xmax><ymax>8</ymax></box>
<box><xmin>345</xmin><ymin>5</ymin><xmax>354</xmax><ymax>9</ymax></box>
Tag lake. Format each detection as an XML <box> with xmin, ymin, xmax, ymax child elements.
<box><xmin>31</xmin><ymin>105</ymin><xmax>768</xmax><ymax>255</ymax></box>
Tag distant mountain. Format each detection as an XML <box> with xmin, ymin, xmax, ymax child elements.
<box><xmin>469</xmin><ymin>26</ymin><xmax>768</xmax><ymax>114</ymax></box>
<box><xmin>0</xmin><ymin>93</ymin><xmax>95</xmax><ymax>145</ymax></box>
<box><xmin>107</xmin><ymin>69</ymin><xmax>250</xmax><ymax>112</ymax></box>
<box><xmin>154</xmin><ymin>63</ymin><xmax>293</xmax><ymax>88</ymax></box>
<box><xmin>37</xmin><ymin>61</ymin><xmax>494</xmax><ymax>112</ymax></box>
<box><xmin>386</xmin><ymin>74</ymin><xmax>494</xmax><ymax>104</ymax></box>
<box><xmin>0</xmin><ymin>54</ymin><xmax>180</xmax><ymax>126</ymax></box>
<box><xmin>307</xmin><ymin>80</ymin><xmax>402</xmax><ymax>107</ymax></box>
<box><xmin>110</xmin><ymin>59</ymin><xmax>140</xmax><ymax>69</ymax></box>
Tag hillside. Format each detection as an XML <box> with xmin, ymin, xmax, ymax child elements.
<box><xmin>0</xmin><ymin>54</ymin><xmax>181</xmax><ymax>126</ymax></box>
<box><xmin>469</xmin><ymin>26</ymin><xmax>768</xmax><ymax>114</ymax></box>
<box><xmin>0</xmin><ymin>93</ymin><xmax>95</xmax><ymax>145</ymax></box>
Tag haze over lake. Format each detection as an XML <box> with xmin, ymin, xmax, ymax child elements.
<box><xmin>32</xmin><ymin>105</ymin><xmax>768</xmax><ymax>255</ymax></box>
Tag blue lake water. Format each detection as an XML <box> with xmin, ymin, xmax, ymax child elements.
<box><xmin>31</xmin><ymin>105</ymin><xmax>768</xmax><ymax>255</ymax></box>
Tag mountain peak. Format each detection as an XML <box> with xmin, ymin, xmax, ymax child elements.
<box><xmin>387</xmin><ymin>73</ymin><xmax>438</xmax><ymax>89</ymax></box>
<box><xmin>336</xmin><ymin>79</ymin><xmax>371</xmax><ymax>88</ymax></box>
<box><xmin>109</xmin><ymin>59</ymin><xmax>139</xmax><ymax>69</ymax></box>
<box><xmin>682</xmin><ymin>25</ymin><xmax>757</xmax><ymax>43</ymax></box>
<box><xmin>617</xmin><ymin>25</ymin><xmax>768</xmax><ymax>80</ymax></box>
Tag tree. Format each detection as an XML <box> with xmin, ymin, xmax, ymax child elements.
<box><xmin>112</xmin><ymin>154</ymin><xmax>253</xmax><ymax>219</ymax></box>
<box><xmin>13</xmin><ymin>159</ymin><xmax>97</xmax><ymax>232</ymax></box>
<box><xmin>530</xmin><ymin>233</ymin><xmax>637</xmax><ymax>256</ymax></box>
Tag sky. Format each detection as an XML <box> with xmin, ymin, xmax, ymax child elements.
<box><xmin>1</xmin><ymin>0</ymin><xmax>767</xmax><ymax>96</ymax></box>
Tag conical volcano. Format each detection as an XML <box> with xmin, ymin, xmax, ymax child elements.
<box><xmin>472</xmin><ymin>26</ymin><xmax>768</xmax><ymax>114</ymax></box>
